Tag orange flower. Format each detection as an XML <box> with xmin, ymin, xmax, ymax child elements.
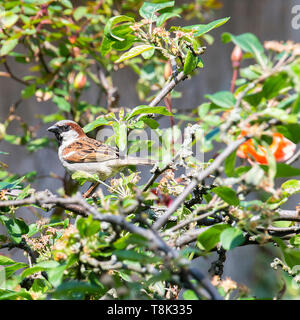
<box><xmin>237</xmin><ymin>132</ymin><xmax>296</xmax><ymax>164</ymax></box>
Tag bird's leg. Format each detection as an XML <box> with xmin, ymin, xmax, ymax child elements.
<box><xmin>83</xmin><ymin>182</ymin><xmax>100</xmax><ymax>198</ymax></box>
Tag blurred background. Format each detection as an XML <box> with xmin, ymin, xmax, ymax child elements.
<box><xmin>0</xmin><ymin>0</ymin><xmax>299</xmax><ymax>298</ymax></box>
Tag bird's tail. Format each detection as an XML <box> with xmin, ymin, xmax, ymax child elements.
<box><xmin>105</xmin><ymin>157</ymin><xmax>156</xmax><ymax>169</ymax></box>
<box><xmin>125</xmin><ymin>156</ymin><xmax>156</xmax><ymax>166</ymax></box>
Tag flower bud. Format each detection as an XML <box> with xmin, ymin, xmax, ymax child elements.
<box><xmin>74</xmin><ymin>72</ymin><xmax>87</xmax><ymax>90</ymax></box>
<box><xmin>231</xmin><ymin>46</ymin><xmax>243</xmax><ymax>68</ymax></box>
<box><xmin>72</xmin><ymin>47</ymin><xmax>81</xmax><ymax>58</ymax></box>
<box><xmin>164</xmin><ymin>61</ymin><xmax>172</xmax><ymax>80</ymax></box>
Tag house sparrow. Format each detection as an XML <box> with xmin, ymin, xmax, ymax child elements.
<box><xmin>47</xmin><ymin>120</ymin><xmax>155</xmax><ymax>181</ymax></box>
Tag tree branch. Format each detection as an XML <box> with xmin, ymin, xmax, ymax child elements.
<box><xmin>0</xmin><ymin>191</ymin><xmax>222</xmax><ymax>299</ymax></box>
<box><xmin>152</xmin><ymin>137</ymin><xmax>247</xmax><ymax>230</ymax></box>
<box><xmin>3</xmin><ymin>61</ymin><xmax>29</xmax><ymax>86</ymax></box>
<box><xmin>135</xmin><ymin>70</ymin><xmax>188</xmax><ymax>122</ymax></box>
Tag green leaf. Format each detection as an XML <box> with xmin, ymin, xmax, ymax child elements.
<box><xmin>220</xmin><ymin>227</ymin><xmax>245</xmax><ymax>250</ymax></box>
<box><xmin>100</xmin><ymin>36</ymin><xmax>113</xmax><ymax>57</ymax></box>
<box><xmin>277</xmin><ymin>94</ymin><xmax>298</xmax><ymax>110</ymax></box>
<box><xmin>83</xmin><ymin>117</ymin><xmax>110</xmax><ymax>133</ymax></box>
<box><xmin>116</xmin><ymin>122</ymin><xmax>127</xmax><ymax>151</ymax></box>
<box><xmin>183</xmin><ymin>17</ymin><xmax>230</xmax><ymax>37</ymax></box>
<box><xmin>2</xmin><ymin>14</ymin><xmax>19</xmax><ymax>28</ymax></box>
<box><xmin>47</xmin><ymin>264</ymin><xmax>67</xmax><ymax>287</ymax></box>
<box><xmin>128</xmin><ymin>140</ymin><xmax>153</xmax><ymax>154</ymax></box>
<box><xmin>76</xmin><ymin>215</ymin><xmax>100</xmax><ymax>238</ymax></box>
<box><xmin>27</xmin><ymin>223</ymin><xmax>39</xmax><ymax>237</ymax></box>
<box><xmin>51</xmin><ymin>280</ymin><xmax>102</xmax><ymax>300</ymax></box>
<box><xmin>291</xmin><ymin>94</ymin><xmax>300</xmax><ymax>114</ymax></box>
<box><xmin>224</xmin><ymin>150</ymin><xmax>237</xmax><ymax>177</ymax></box>
<box><xmin>112</xmin><ymin>36</ymin><xmax>136</xmax><ymax>52</ymax></box>
<box><xmin>156</xmin><ymin>12</ymin><xmax>180</xmax><ymax>26</ymax></box>
<box><xmin>115</xmin><ymin>45</ymin><xmax>154</xmax><ymax>63</ymax></box>
<box><xmin>141</xmin><ymin>47</ymin><xmax>155</xmax><ymax>59</ymax></box>
<box><xmin>197</xmin><ymin>224</ymin><xmax>230</xmax><ymax>251</ymax></box>
<box><xmin>290</xmin><ymin>235</ymin><xmax>300</xmax><ymax>248</ymax></box>
<box><xmin>73</xmin><ymin>6</ymin><xmax>88</xmax><ymax>21</ymax></box>
<box><xmin>212</xmin><ymin>186</ymin><xmax>240</xmax><ymax>206</ymax></box>
<box><xmin>262</xmin><ymin>72</ymin><xmax>290</xmax><ymax>99</ymax></box>
<box><xmin>114</xmin><ymin>250</ymin><xmax>161</xmax><ymax>264</ymax></box>
<box><xmin>21</xmin><ymin>84</ymin><xmax>36</xmax><ymax>99</ymax></box>
<box><xmin>184</xmin><ymin>50</ymin><xmax>198</xmax><ymax>75</ymax></box>
<box><xmin>21</xmin><ymin>267</ymin><xmax>46</xmax><ymax>280</ymax></box>
<box><xmin>243</xmin><ymin>90</ymin><xmax>263</xmax><ymax>107</ymax></box>
<box><xmin>101</xmin><ymin>22</ymin><xmax>136</xmax><ymax>56</ymax></box>
<box><xmin>0</xmin><ymin>289</ymin><xmax>32</xmax><ymax>300</ymax></box>
<box><xmin>21</xmin><ymin>260</ymin><xmax>60</xmax><ymax>279</ymax></box>
<box><xmin>71</xmin><ymin>171</ymin><xmax>100</xmax><ymax>185</ymax></box>
<box><xmin>183</xmin><ymin>289</ymin><xmax>199</xmax><ymax>300</ymax></box>
<box><xmin>274</xmin><ymin>238</ymin><xmax>300</xmax><ymax>269</ymax></box>
<box><xmin>205</xmin><ymin>91</ymin><xmax>236</xmax><ymax>109</ymax></box>
<box><xmin>113</xmin><ymin>234</ymin><xmax>148</xmax><ymax>250</ymax></box>
<box><xmin>197</xmin><ymin>56</ymin><xmax>204</xmax><ymax>68</ymax></box>
<box><xmin>5</xmin><ymin>262</ymin><xmax>28</xmax><ymax>278</ymax></box>
<box><xmin>274</xmin><ymin>163</ymin><xmax>300</xmax><ymax>178</ymax></box>
<box><xmin>27</xmin><ymin>137</ymin><xmax>49</xmax><ymax>152</ymax></box>
<box><xmin>139</xmin><ymin>1</ymin><xmax>175</xmax><ymax>20</ymax></box>
<box><xmin>0</xmin><ymin>255</ymin><xmax>16</xmax><ymax>266</ymax></box>
<box><xmin>41</xmin><ymin>113</ymin><xmax>65</xmax><ymax>124</ymax></box>
<box><xmin>222</xmin><ymin>32</ymin><xmax>268</xmax><ymax>66</ymax></box>
<box><xmin>283</xmin><ymin>248</ymin><xmax>300</xmax><ymax>269</ymax></box>
<box><xmin>138</xmin><ymin>117</ymin><xmax>159</xmax><ymax>129</ymax></box>
<box><xmin>61</xmin><ymin>0</ymin><xmax>73</xmax><ymax>9</ymax></box>
<box><xmin>104</xmin><ymin>15</ymin><xmax>134</xmax><ymax>41</ymax></box>
<box><xmin>53</xmin><ymin>96</ymin><xmax>71</xmax><ymax>112</ymax></box>
<box><xmin>281</xmin><ymin>180</ymin><xmax>300</xmax><ymax>197</ymax></box>
<box><xmin>0</xmin><ymin>176</ymin><xmax>24</xmax><ymax>191</ymax></box>
<box><xmin>0</xmin><ymin>39</ymin><xmax>18</xmax><ymax>56</ymax></box>
<box><xmin>260</xmin><ymin>108</ymin><xmax>297</xmax><ymax>124</ymax></box>
<box><xmin>126</xmin><ymin>105</ymin><xmax>172</xmax><ymax>120</ymax></box>
<box><xmin>0</xmin><ymin>216</ymin><xmax>29</xmax><ymax>243</ymax></box>
<box><xmin>276</xmin><ymin>123</ymin><xmax>300</xmax><ymax>144</ymax></box>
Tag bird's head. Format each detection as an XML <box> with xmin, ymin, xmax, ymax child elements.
<box><xmin>47</xmin><ymin>120</ymin><xmax>85</xmax><ymax>145</ymax></box>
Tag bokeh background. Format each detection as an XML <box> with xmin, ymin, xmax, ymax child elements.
<box><xmin>1</xmin><ymin>0</ymin><xmax>299</xmax><ymax>298</ymax></box>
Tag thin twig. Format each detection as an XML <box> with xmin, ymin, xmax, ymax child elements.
<box><xmin>136</xmin><ymin>70</ymin><xmax>188</xmax><ymax>122</ymax></box>
<box><xmin>286</xmin><ymin>149</ymin><xmax>300</xmax><ymax>165</ymax></box>
<box><xmin>0</xmin><ymin>191</ymin><xmax>222</xmax><ymax>299</ymax></box>
<box><xmin>153</xmin><ymin>137</ymin><xmax>247</xmax><ymax>230</ymax></box>
<box><xmin>3</xmin><ymin>61</ymin><xmax>29</xmax><ymax>86</ymax></box>
<box><xmin>142</xmin><ymin>153</ymin><xmax>179</xmax><ymax>192</ymax></box>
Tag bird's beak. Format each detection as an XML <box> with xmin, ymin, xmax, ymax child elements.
<box><xmin>47</xmin><ymin>125</ymin><xmax>59</xmax><ymax>133</ymax></box>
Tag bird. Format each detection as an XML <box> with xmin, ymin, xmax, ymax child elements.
<box><xmin>47</xmin><ymin>120</ymin><xmax>156</xmax><ymax>183</ymax></box>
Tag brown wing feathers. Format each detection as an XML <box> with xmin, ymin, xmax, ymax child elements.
<box><xmin>62</xmin><ymin>137</ymin><xmax>118</xmax><ymax>163</ymax></box>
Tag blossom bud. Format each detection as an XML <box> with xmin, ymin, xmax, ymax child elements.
<box><xmin>164</xmin><ymin>61</ymin><xmax>172</xmax><ymax>80</ymax></box>
<box><xmin>231</xmin><ymin>46</ymin><xmax>243</xmax><ymax>68</ymax></box>
<box><xmin>72</xmin><ymin>47</ymin><xmax>81</xmax><ymax>58</ymax></box>
<box><xmin>74</xmin><ymin>72</ymin><xmax>87</xmax><ymax>90</ymax></box>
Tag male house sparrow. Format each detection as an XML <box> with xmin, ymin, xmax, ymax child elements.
<box><xmin>47</xmin><ymin>120</ymin><xmax>155</xmax><ymax>181</ymax></box>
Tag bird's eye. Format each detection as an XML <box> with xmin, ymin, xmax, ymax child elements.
<box><xmin>62</xmin><ymin>125</ymin><xmax>69</xmax><ymax>131</ymax></box>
